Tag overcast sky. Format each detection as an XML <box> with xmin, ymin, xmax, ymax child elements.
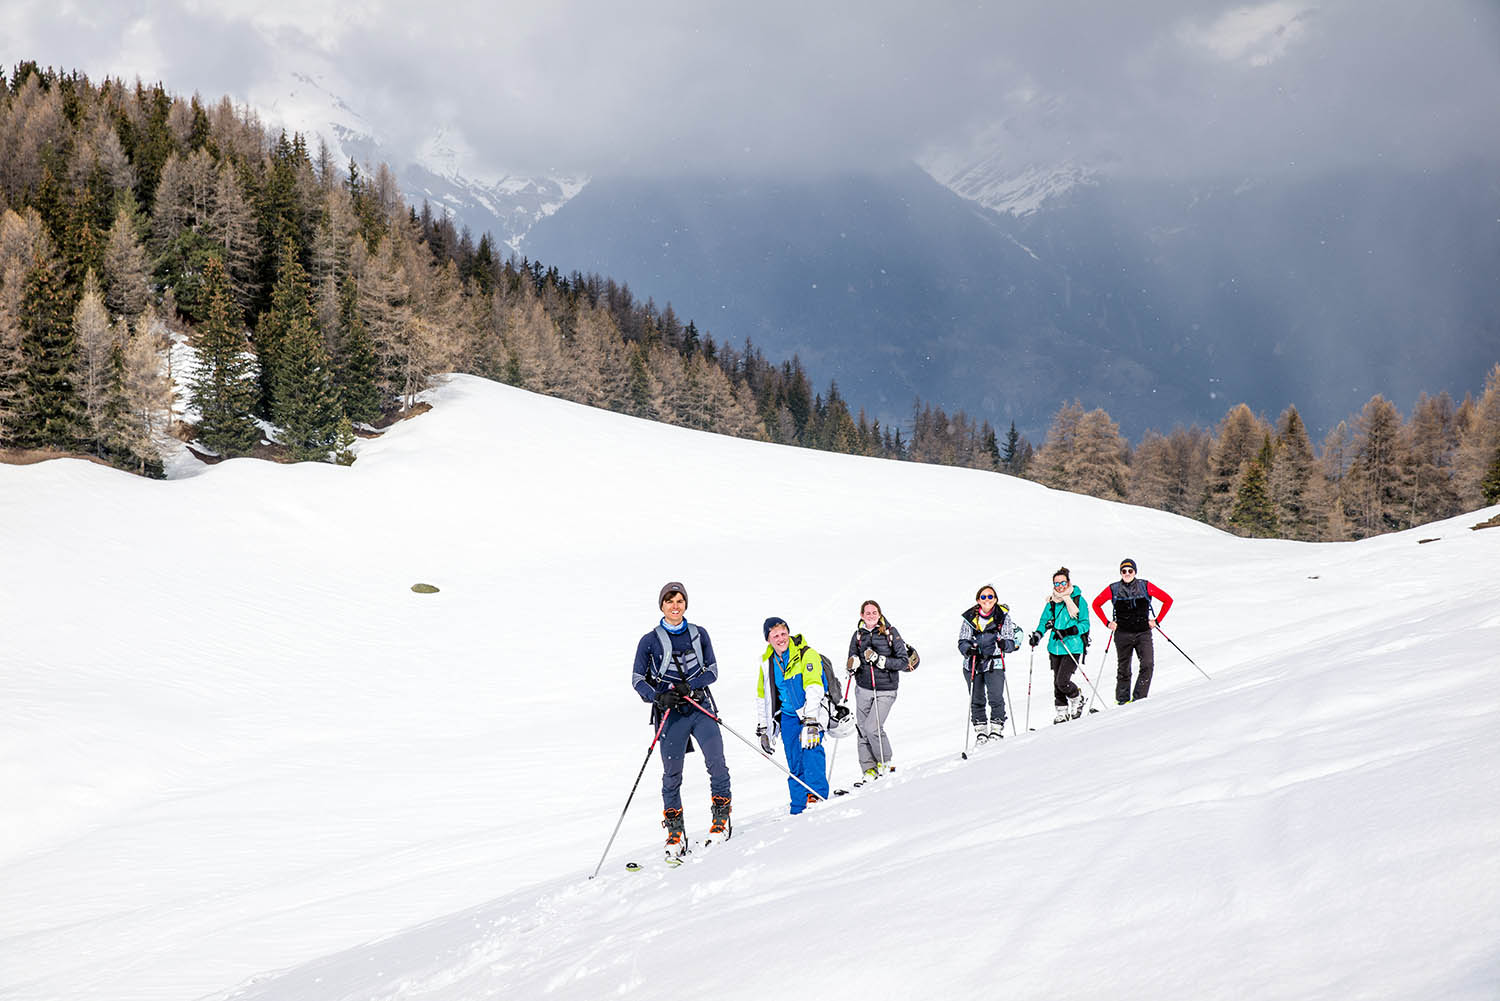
<box><xmin>8</xmin><ymin>0</ymin><xmax>1500</xmax><ymax>179</ymax></box>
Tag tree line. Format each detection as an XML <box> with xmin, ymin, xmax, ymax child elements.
<box><xmin>1</xmin><ymin>62</ymin><xmax>1495</xmax><ymax>541</ymax></box>
<box><xmin>1026</xmin><ymin>385</ymin><xmax>1500</xmax><ymax>540</ymax></box>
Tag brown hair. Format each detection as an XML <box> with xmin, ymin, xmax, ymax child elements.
<box><xmin>1052</xmin><ymin>567</ymin><xmax>1071</xmax><ymax>582</ymax></box>
<box><xmin>974</xmin><ymin>584</ymin><xmax>998</xmax><ymax>601</ymax></box>
<box><xmin>860</xmin><ymin>599</ymin><xmax>883</xmax><ymax>619</ymax></box>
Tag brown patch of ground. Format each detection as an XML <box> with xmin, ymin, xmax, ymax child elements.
<box><xmin>371</xmin><ymin>402</ymin><xmax>432</xmax><ymax>429</ymax></box>
<box><xmin>1</xmin><ymin>448</ymin><xmax>114</xmax><ymax>469</ymax></box>
<box><xmin>1472</xmin><ymin>512</ymin><xmax>1500</xmax><ymax>531</ymax></box>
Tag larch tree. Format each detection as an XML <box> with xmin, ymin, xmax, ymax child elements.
<box><xmin>1346</xmin><ymin>395</ymin><xmax>1410</xmax><ymax>537</ymax></box>
<box><xmin>205</xmin><ymin>162</ymin><xmax>261</xmax><ymax>320</ymax></box>
<box><xmin>1069</xmin><ymin>407</ymin><xmax>1130</xmax><ymax>500</ymax></box>
<box><xmin>1033</xmin><ymin>400</ymin><xmax>1085</xmax><ymax>491</ymax></box>
<box><xmin>72</xmin><ymin>268</ymin><xmax>114</xmax><ymax>451</ymax></box>
<box><xmin>1268</xmin><ymin>405</ymin><xmax>1326</xmax><ymax>541</ymax></box>
<box><xmin>1201</xmin><ymin>403</ymin><xmax>1272</xmax><ymax>528</ymax></box>
<box><xmin>1406</xmin><ymin>391</ymin><xmax>1461</xmax><ymax>525</ymax></box>
<box><xmin>119</xmin><ymin>313</ymin><xmax>173</xmax><ymax>474</ymax></box>
<box><xmin>1455</xmin><ymin>364</ymin><xmax>1500</xmax><ymax>509</ymax></box>
<box><xmin>101</xmin><ymin>199</ymin><xmax>150</xmax><ymax>319</ymax></box>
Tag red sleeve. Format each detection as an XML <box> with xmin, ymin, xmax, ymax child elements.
<box><xmin>1147</xmin><ymin>582</ymin><xmax>1173</xmax><ymax>623</ymax></box>
<box><xmin>1091</xmin><ymin>586</ymin><xmax>1113</xmax><ymax>626</ymax></box>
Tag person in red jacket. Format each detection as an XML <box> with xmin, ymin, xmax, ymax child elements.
<box><xmin>1090</xmin><ymin>558</ymin><xmax>1174</xmax><ymax>704</ymax></box>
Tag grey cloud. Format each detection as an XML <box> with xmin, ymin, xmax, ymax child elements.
<box><xmin>10</xmin><ymin>0</ymin><xmax>1500</xmax><ymax>179</ymax></box>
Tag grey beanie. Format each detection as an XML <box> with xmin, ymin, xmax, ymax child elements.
<box><xmin>658</xmin><ymin>581</ymin><xmax>687</xmax><ymax>607</ymax></box>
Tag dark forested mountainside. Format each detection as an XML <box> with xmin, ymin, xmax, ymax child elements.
<box><xmin>1</xmin><ymin>62</ymin><xmax>1496</xmax><ymax>540</ymax></box>
<box><xmin>520</xmin><ymin>166</ymin><xmax>1500</xmax><ymax>442</ymax></box>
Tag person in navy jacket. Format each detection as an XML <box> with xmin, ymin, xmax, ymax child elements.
<box><xmin>632</xmin><ymin>581</ymin><xmax>732</xmax><ymax>856</ymax></box>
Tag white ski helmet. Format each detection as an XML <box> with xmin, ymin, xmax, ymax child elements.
<box><xmin>826</xmin><ymin>703</ymin><xmax>856</xmax><ymax>739</ymax></box>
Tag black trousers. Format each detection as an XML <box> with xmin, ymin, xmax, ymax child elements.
<box><xmin>1049</xmin><ymin>652</ymin><xmax>1080</xmax><ymax>705</ymax></box>
<box><xmin>1115</xmin><ymin>629</ymin><xmax>1155</xmax><ymax>702</ymax></box>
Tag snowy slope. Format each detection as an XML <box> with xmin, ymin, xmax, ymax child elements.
<box><xmin>2</xmin><ymin>375</ymin><xmax>1498</xmax><ymax>1001</ymax></box>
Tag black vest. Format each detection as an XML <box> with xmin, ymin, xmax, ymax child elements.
<box><xmin>1110</xmin><ymin>579</ymin><xmax>1153</xmax><ymax>632</ymax></box>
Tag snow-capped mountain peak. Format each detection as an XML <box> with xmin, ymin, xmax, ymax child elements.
<box><xmin>920</xmin><ymin>147</ymin><xmax>1097</xmax><ymax>217</ymax></box>
<box><xmin>249</xmin><ymin>71</ymin><xmax>588</xmax><ymax>252</ymax></box>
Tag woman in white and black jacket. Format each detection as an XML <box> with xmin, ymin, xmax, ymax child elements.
<box><xmin>846</xmin><ymin>599</ymin><xmax>912</xmax><ymax>780</ymax></box>
<box><xmin>958</xmin><ymin>584</ymin><xmax>1019</xmax><ymax>741</ymax></box>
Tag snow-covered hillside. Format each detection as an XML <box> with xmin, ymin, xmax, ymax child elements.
<box><xmin>2</xmin><ymin>375</ymin><xmax>1497</xmax><ymax>1001</ymax></box>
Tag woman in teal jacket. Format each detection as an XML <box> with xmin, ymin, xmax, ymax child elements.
<box><xmin>1028</xmin><ymin>566</ymin><xmax>1091</xmax><ymax>724</ymax></box>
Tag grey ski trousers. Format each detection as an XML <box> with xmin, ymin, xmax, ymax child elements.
<box><xmin>855</xmin><ymin>686</ymin><xmax>897</xmax><ymax>771</ymax></box>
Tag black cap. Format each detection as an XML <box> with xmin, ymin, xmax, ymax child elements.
<box><xmin>1119</xmin><ymin>558</ymin><xmax>1138</xmax><ymax>573</ymax></box>
<box><xmin>763</xmin><ymin>616</ymin><xmax>788</xmax><ymax>639</ymax></box>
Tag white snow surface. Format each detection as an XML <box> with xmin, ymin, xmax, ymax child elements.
<box><xmin>3</xmin><ymin>374</ymin><xmax>1498</xmax><ymax>1001</ymax></box>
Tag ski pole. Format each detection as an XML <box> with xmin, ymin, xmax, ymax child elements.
<box><xmin>683</xmin><ymin>695</ymin><xmax>825</xmax><ymax>802</ymax></box>
<box><xmin>1001</xmin><ymin>651</ymin><xmax>1017</xmax><ymax>736</ymax></box>
<box><xmin>1063</xmin><ymin>645</ymin><xmax>1108</xmax><ymax>713</ymax></box>
<box><xmin>590</xmin><ymin>708</ymin><xmax>672</xmax><ymax>879</ymax></box>
<box><xmin>961</xmin><ymin>650</ymin><xmax>982</xmax><ymax>759</ymax></box>
<box><xmin>1101</xmin><ymin>630</ymin><xmax>1115</xmax><ymax>705</ymax></box>
<box><xmin>827</xmin><ymin>673</ymin><xmax>855</xmax><ymax>790</ymax></box>
<box><xmin>870</xmin><ymin>662</ymin><xmax>887</xmax><ymax>774</ymax></box>
<box><xmin>1026</xmin><ymin>648</ymin><xmax>1035</xmax><ymax>731</ymax></box>
<box><xmin>1153</xmin><ymin>624</ymin><xmax>1211</xmax><ymax>680</ymax></box>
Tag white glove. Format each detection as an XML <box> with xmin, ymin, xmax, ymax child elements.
<box><xmin>800</xmin><ymin>719</ymin><xmax>822</xmax><ymax>749</ymax></box>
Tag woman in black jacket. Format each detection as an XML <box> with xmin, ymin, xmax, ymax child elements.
<box><xmin>846</xmin><ymin>599</ymin><xmax>912</xmax><ymax>780</ymax></box>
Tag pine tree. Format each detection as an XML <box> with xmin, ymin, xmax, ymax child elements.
<box><xmin>18</xmin><ymin>251</ymin><xmax>86</xmax><ymax>449</ymax></box>
<box><xmin>271</xmin><ymin>306</ymin><xmax>345</xmax><ymax>461</ymax></box>
<box><xmin>257</xmin><ymin>238</ymin><xmax>318</xmax><ymax>415</ymax></box>
<box><xmin>1229</xmin><ymin>435</ymin><xmax>1279</xmax><ymax>537</ymax></box>
<box><xmin>189</xmin><ymin>256</ymin><xmax>260</xmax><ymax>456</ymax></box>
<box><xmin>331</xmin><ymin>275</ymin><xmax>381</xmax><ymax>423</ymax></box>
<box><xmin>1481</xmin><ymin>446</ymin><xmax>1500</xmax><ymax>506</ymax></box>
<box><xmin>1000</xmin><ymin>420</ymin><xmax>1026</xmax><ymax>475</ymax></box>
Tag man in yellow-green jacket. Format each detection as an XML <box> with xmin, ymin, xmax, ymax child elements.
<box><xmin>755</xmin><ymin>617</ymin><xmax>830</xmax><ymax>813</ymax></box>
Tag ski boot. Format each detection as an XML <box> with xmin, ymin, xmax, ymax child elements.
<box><xmin>705</xmin><ymin>795</ymin><xmax>732</xmax><ymax>845</ymax></box>
<box><xmin>663</xmin><ymin>807</ymin><xmax>688</xmax><ymax>860</ymax></box>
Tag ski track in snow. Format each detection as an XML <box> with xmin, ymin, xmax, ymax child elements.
<box><xmin>3</xmin><ymin>374</ymin><xmax>1499</xmax><ymax>1001</ymax></box>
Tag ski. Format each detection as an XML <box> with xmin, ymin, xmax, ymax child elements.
<box><xmin>851</xmin><ymin>765</ymin><xmax>896</xmax><ymax>787</ymax></box>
